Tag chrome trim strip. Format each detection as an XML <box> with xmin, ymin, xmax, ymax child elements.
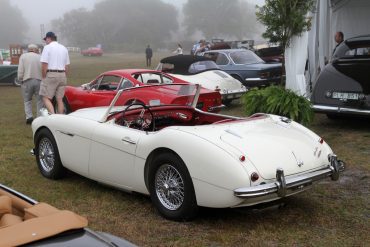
<box><xmin>234</xmin><ymin>155</ymin><xmax>344</xmax><ymax>199</ymax></box>
<box><xmin>312</xmin><ymin>104</ymin><xmax>370</xmax><ymax>115</ymax></box>
<box><xmin>208</xmin><ymin>104</ymin><xmax>225</xmax><ymax>111</ymax></box>
<box><xmin>245</xmin><ymin>78</ymin><xmax>267</xmax><ymax>81</ymax></box>
<box><xmin>121</xmin><ymin>137</ymin><xmax>136</xmax><ymax>145</ymax></box>
<box><xmin>0</xmin><ymin>184</ymin><xmax>38</xmax><ymax>205</ymax></box>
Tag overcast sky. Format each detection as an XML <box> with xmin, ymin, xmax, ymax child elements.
<box><xmin>10</xmin><ymin>0</ymin><xmax>265</xmax><ymax>43</ymax></box>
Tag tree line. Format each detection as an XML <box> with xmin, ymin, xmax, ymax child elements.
<box><xmin>0</xmin><ymin>0</ymin><xmax>262</xmax><ymax>51</ymax></box>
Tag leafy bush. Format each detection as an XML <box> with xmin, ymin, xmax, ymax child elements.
<box><xmin>241</xmin><ymin>85</ymin><xmax>314</xmax><ymax>126</ymax></box>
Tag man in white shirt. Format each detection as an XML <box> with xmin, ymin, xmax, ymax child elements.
<box><xmin>39</xmin><ymin>31</ymin><xmax>70</xmax><ymax>114</ymax></box>
<box><xmin>18</xmin><ymin>44</ymin><xmax>43</xmax><ymax>124</ymax></box>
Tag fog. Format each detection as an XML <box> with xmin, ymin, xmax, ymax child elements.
<box><xmin>1</xmin><ymin>0</ymin><xmax>266</xmax><ymax>51</ymax></box>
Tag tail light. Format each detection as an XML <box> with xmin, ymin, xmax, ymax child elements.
<box><xmin>319</xmin><ymin>137</ymin><xmax>324</xmax><ymax>144</ymax></box>
<box><xmin>259</xmin><ymin>71</ymin><xmax>270</xmax><ymax>79</ymax></box>
<box><xmin>251</xmin><ymin>172</ymin><xmax>259</xmax><ymax>182</ymax></box>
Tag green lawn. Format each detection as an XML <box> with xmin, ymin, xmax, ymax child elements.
<box><xmin>0</xmin><ymin>53</ymin><xmax>369</xmax><ymax>246</ymax></box>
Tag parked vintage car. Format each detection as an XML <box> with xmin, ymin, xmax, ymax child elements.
<box><xmin>0</xmin><ymin>183</ymin><xmax>134</xmax><ymax>246</ymax></box>
<box><xmin>32</xmin><ymin>84</ymin><xmax>344</xmax><ymax>221</ymax></box>
<box><xmin>202</xmin><ymin>49</ymin><xmax>282</xmax><ymax>88</ymax></box>
<box><xmin>62</xmin><ymin>69</ymin><xmax>222</xmax><ymax>113</ymax></box>
<box><xmin>81</xmin><ymin>47</ymin><xmax>103</xmax><ymax>56</ymax></box>
<box><xmin>311</xmin><ymin>35</ymin><xmax>370</xmax><ymax>117</ymax></box>
<box><xmin>156</xmin><ymin>55</ymin><xmax>247</xmax><ymax>105</ymax></box>
<box><xmin>0</xmin><ymin>65</ymin><xmax>20</xmax><ymax>86</ymax></box>
<box><xmin>254</xmin><ymin>46</ymin><xmax>284</xmax><ymax>64</ymax></box>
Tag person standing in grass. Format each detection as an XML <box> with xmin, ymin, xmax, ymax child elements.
<box><xmin>18</xmin><ymin>44</ymin><xmax>43</xmax><ymax>124</ymax></box>
<box><xmin>39</xmin><ymin>31</ymin><xmax>70</xmax><ymax>114</ymax></box>
<box><xmin>145</xmin><ymin>45</ymin><xmax>153</xmax><ymax>67</ymax></box>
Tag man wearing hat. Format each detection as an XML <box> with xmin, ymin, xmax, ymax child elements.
<box><xmin>39</xmin><ymin>31</ymin><xmax>70</xmax><ymax>114</ymax></box>
<box><xmin>18</xmin><ymin>44</ymin><xmax>43</xmax><ymax>124</ymax></box>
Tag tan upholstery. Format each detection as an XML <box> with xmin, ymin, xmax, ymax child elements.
<box><xmin>0</xmin><ymin>214</ymin><xmax>23</xmax><ymax>228</ymax></box>
<box><xmin>24</xmin><ymin>202</ymin><xmax>60</xmax><ymax>220</ymax></box>
<box><xmin>0</xmin><ymin>196</ymin><xmax>12</xmax><ymax>216</ymax></box>
<box><xmin>0</xmin><ymin>210</ymin><xmax>88</xmax><ymax>247</ymax></box>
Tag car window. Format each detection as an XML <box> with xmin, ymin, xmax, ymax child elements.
<box><xmin>98</xmin><ymin>75</ymin><xmax>122</xmax><ymax>90</ymax></box>
<box><xmin>343</xmin><ymin>46</ymin><xmax>370</xmax><ymax>57</ymax></box>
<box><xmin>118</xmin><ymin>78</ymin><xmax>133</xmax><ymax>90</ymax></box>
<box><xmin>159</xmin><ymin>63</ymin><xmax>174</xmax><ymax>73</ymax></box>
<box><xmin>215</xmin><ymin>53</ymin><xmax>229</xmax><ymax>65</ymax></box>
<box><xmin>89</xmin><ymin>77</ymin><xmax>102</xmax><ymax>89</ymax></box>
<box><xmin>230</xmin><ymin>50</ymin><xmax>264</xmax><ymax>64</ymax></box>
<box><xmin>188</xmin><ymin>61</ymin><xmax>218</xmax><ymax>74</ymax></box>
<box><xmin>141</xmin><ymin>73</ymin><xmax>162</xmax><ymax>84</ymax></box>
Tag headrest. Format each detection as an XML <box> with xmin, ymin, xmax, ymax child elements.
<box><xmin>0</xmin><ymin>196</ymin><xmax>12</xmax><ymax>216</ymax></box>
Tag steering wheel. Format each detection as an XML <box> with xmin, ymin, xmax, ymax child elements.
<box><xmin>121</xmin><ymin>102</ymin><xmax>155</xmax><ymax>131</ymax></box>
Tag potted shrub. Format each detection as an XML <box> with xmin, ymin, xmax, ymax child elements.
<box><xmin>242</xmin><ymin>85</ymin><xmax>314</xmax><ymax>126</ymax></box>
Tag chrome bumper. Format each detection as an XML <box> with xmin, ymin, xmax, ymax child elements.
<box><xmin>234</xmin><ymin>155</ymin><xmax>344</xmax><ymax>199</ymax></box>
<box><xmin>220</xmin><ymin>89</ymin><xmax>247</xmax><ymax>100</ymax></box>
<box><xmin>312</xmin><ymin>104</ymin><xmax>370</xmax><ymax>115</ymax></box>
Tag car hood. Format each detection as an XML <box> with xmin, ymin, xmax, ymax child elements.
<box><xmin>176</xmin><ymin>115</ymin><xmax>331</xmax><ymax>179</ymax></box>
<box><xmin>69</xmin><ymin>106</ymin><xmax>125</xmax><ymax>122</ymax></box>
<box><xmin>170</xmin><ymin>70</ymin><xmax>244</xmax><ymax>91</ymax></box>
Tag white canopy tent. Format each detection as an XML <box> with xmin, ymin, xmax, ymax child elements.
<box><xmin>285</xmin><ymin>0</ymin><xmax>370</xmax><ymax>96</ymax></box>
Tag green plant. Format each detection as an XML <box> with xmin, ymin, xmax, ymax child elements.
<box><xmin>242</xmin><ymin>85</ymin><xmax>314</xmax><ymax>126</ymax></box>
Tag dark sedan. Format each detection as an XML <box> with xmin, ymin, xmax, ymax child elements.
<box><xmin>202</xmin><ymin>49</ymin><xmax>282</xmax><ymax>88</ymax></box>
<box><xmin>311</xmin><ymin>35</ymin><xmax>370</xmax><ymax>118</ymax></box>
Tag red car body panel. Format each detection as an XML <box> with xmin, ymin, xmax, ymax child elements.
<box><xmin>81</xmin><ymin>47</ymin><xmax>103</xmax><ymax>56</ymax></box>
<box><xmin>64</xmin><ymin>69</ymin><xmax>222</xmax><ymax>112</ymax></box>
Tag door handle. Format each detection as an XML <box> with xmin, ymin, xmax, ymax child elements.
<box><xmin>59</xmin><ymin>131</ymin><xmax>74</xmax><ymax>137</ymax></box>
<box><xmin>121</xmin><ymin>137</ymin><xmax>136</xmax><ymax>144</ymax></box>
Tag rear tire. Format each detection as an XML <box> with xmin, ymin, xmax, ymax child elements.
<box><xmin>35</xmin><ymin>128</ymin><xmax>65</xmax><ymax>179</ymax></box>
<box><xmin>149</xmin><ymin>153</ymin><xmax>198</xmax><ymax>221</ymax></box>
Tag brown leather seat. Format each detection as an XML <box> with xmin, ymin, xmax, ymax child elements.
<box><xmin>0</xmin><ymin>195</ymin><xmax>23</xmax><ymax>228</ymax></box>
<box><xmin>0</xmin><ymin>214</ymin><xmax>23</xmax><ymax>228</ymax></box>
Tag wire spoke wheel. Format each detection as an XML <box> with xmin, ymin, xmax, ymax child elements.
<box><xmin>38</xmin><ymin>137</ymin><xmax>55</xmax><ymax>173</ymax></box>
<box><xmin>155</xmin><ymin>164</ymin><xmax>185</xmax><ymax>210</ymax></box>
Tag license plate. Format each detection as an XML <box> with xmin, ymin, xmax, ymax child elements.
<box><xmin>332</xmin><ymin>92</ymin><xmax>359</xmax><ymax>100</ymax></box>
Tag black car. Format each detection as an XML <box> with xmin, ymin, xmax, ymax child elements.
<box><xmin>311</xmin><ymin>35</ymin><xmax>370</xmax><ymax>117</ymax></box>
<box><xmin>202</xmin><ymin>49</ymin><xmax>282</xmax><ymax>88</ymax></box>
<box><xmin>0</xmin><ymin>64</ymin><xmax>20</xmax><ymax>86</ymax></box>
<box><xmin>0</xmin><ymin>183</ymin><xmax>135</xmax><ymax>246</ymax></box>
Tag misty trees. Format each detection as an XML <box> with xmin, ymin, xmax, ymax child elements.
<box><xmin>183</xmin><ymin>0</ymin><xmax>261</xmax><ymax>40</ymax></box>
<box><xmin>52</xmin><ymin>0</ymin><xmax>178</xmax><ymax>51</ymax></box>
<box><xmin>0</xmin><ymin>0</ymin><xmax>28</xmax><ymax>48</ymax></box>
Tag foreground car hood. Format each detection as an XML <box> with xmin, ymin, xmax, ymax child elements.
<box><xmin>177</xmin><ymin>115</ymin><xmax>331</xmax><ymax>179</ymax></box>
<box><xmin>69</xmin><ymin>106</ymin><xmax>125</xmax><ymax>121</ymax></box>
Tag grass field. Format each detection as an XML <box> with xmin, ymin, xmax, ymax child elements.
<box><xmin>0</xmin><ymin>53</ymin><xmax>369</xmax><ymax>246</ymax></box>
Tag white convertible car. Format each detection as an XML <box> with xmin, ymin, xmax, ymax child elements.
<box><xmin>156</xmin><ymin>55</ymin><xmax>247</xmax><ymax>105</ymax></box>
<box><xmin>32</xmin><ymin>84</ymin><xmax>344</xmax><ymax>221</ymax></box>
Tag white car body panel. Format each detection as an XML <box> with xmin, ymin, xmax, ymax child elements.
<box><xmin>169</xmin><ymin>70</ymin><xmax>247</xmax><ymax>100</ymax></box>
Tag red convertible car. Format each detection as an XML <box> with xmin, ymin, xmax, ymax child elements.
<box><xmin>61</xmin><ymin>69</ymin><xmax>222</xmax><ymax>113</ymax></box>
<box><xmin>81</xmin><ymin>47</ymin><xmax>103</xmax><ymax>56</ymax></box>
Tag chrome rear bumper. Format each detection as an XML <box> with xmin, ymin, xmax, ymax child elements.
<box><xmin>234</xmin><ymin>155</ymin><xmax>344</xmax><ymax>199</ymax></box>
<box><xmin>312</xmin><ymin>104</ymin><xmax>370</xmax><ymax>115</ymax></box>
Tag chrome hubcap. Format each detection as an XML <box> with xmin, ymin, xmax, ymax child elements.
<box><xmin>155</xmin><ymin>164</ymin><xmax>184</xmax><ymax>210</ymax></box>
<box><xmin>38</xmin><ymin>137</ymin><xmax>55</xmax><ymax>172</ymax></box>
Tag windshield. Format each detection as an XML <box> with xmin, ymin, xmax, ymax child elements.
<box><xmin>230</xmin><ymin>50</ymin><xmax>264</xmax><ymax>64</ymax></box>
<box><xmin>188</xmin><ymin>61</ymin><xmax>219</xmax><ymax>74</ymax></box>
<box><xmin>102</xmin><ymin>84</ymin><xmax>201</xmax><ymax>122</ymax></box>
